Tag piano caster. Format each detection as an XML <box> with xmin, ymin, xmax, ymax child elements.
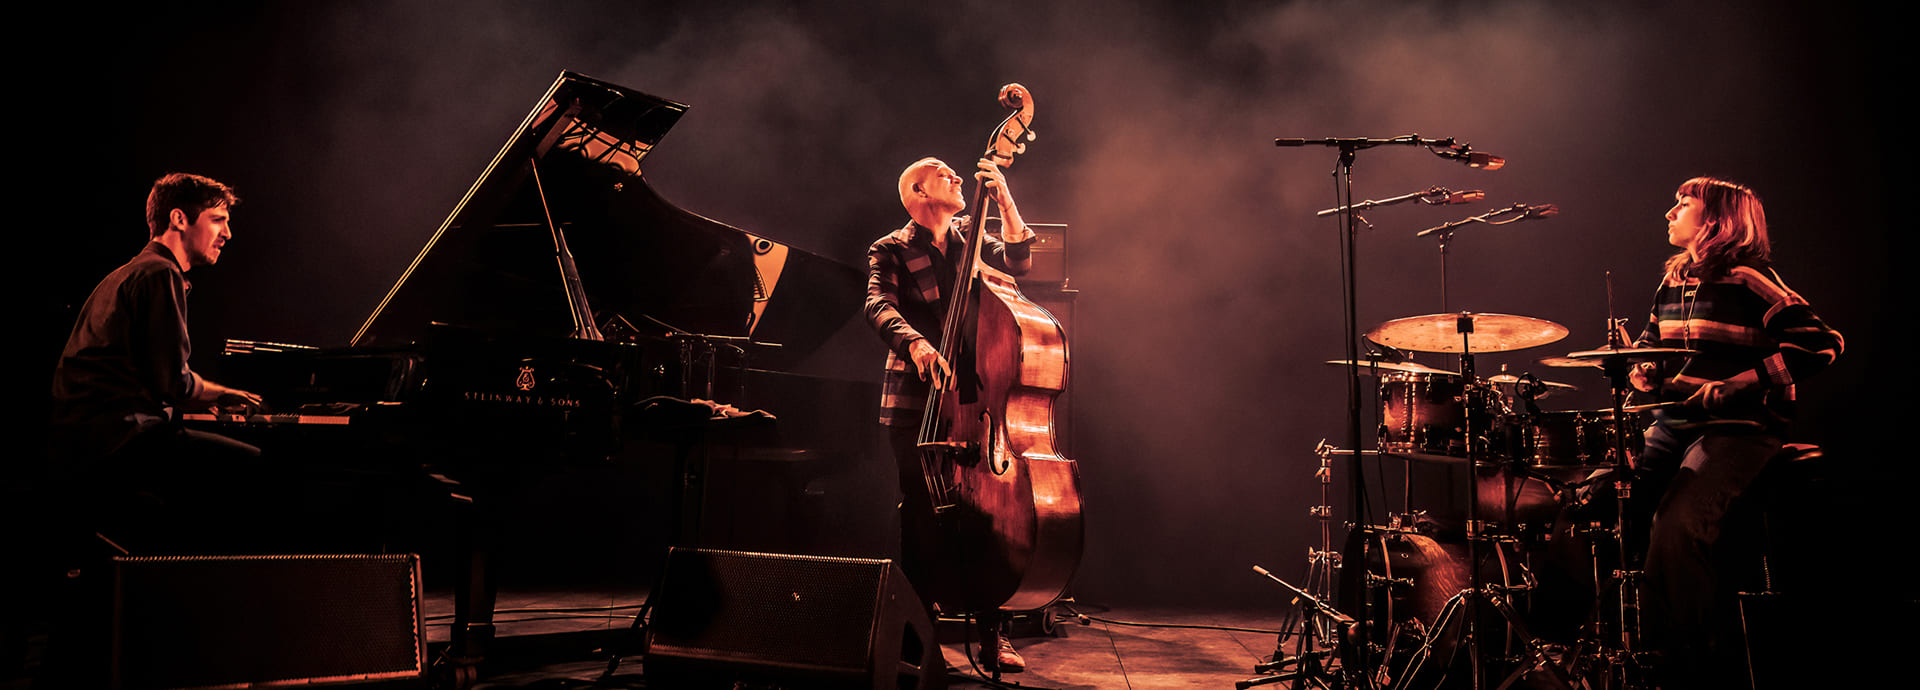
<box><xmin>430</xmin><ymin>655</ymin><xmax>480</xmax><ymax>690</ymax></box>
<box><xmin>430</xmin><ymin>649</ymin><xmax>483</xmax><ymax>690</ymax></box>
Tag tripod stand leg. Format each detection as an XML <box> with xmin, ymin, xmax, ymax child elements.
<box><xmin>1391</xmin><ymin>590</ymin><xmax>1469</xmax><ymax>689</ymax></box>
<box><xmin>1485</xmin><ymin>593</ymin><xmax>1577</xmax><ymax>690</ymax></box>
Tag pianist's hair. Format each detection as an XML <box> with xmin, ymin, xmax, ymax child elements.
<box><xmin>146</xmin><ymin>173</ymin><xmax>241</xmax><ymax>238</ymax></box>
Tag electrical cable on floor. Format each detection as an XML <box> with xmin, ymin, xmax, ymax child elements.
<box><xmin>424</xmin><ymin>603</ymin><xmax>646</xmax><ymax>626</ymax></box>
<box><xmin>1059</xmin><ymin>601</ymin><xmax>1287</xmax><ymax>636</ymax></box>
<box><xmin>424</xmin><ymin>613</ymin><xmax>641</xmax><ymax>627</ymax></box>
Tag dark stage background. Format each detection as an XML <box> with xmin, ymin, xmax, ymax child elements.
<box><xmin>28</xmin><ymin>1</ymin><xmax>1904</xmax><ymax>611</ymax></box>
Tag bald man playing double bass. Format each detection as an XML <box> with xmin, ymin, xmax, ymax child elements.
<box><xmin>864</xmin><ymin>156</ymin><xmax>1037</xmax><ymax>673</ymax></box>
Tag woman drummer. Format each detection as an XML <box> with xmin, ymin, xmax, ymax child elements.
<box><xmin>1626</xmin><ymin>176</ymin><xmax>1842</xmax><ymax>686</ymax></box>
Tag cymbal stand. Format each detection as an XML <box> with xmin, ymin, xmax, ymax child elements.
<box><xmin>1574</xmin><ymin>330</ymin><xmax>1652</xmax><ymax>689</ymax></box>
<box><xmin>1243</xmin><ymin>441</ymin><xmax>1359</xmax><ymax>688</ymax></box>
<box><xmin>1241</xmin><ymin>564</ymin><xmax>1365</xmax><ymax>689</ymax></box>
<box><xmin>1457</xmin><ymin>319</ymin><xmax>1489</xmax><ymax>690</ymax></box>
<box><xmin>1416</xmin><ymin>319</ymin><xmax>1570</xmax><ymax>690</ymax></box>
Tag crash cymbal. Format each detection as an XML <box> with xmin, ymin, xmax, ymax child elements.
<box><xmin>1326</xmin><ymin>359</ymin><xmax>1459</xmax><ymax>377</ymax></box>
<box><xmin>1366</xmin><ymin>312</ymin><xmax>1570</xmax><ymax>354</ymax></box>
<box><xmin>1562</xmin><ymin>346</ymin><xmax>1696</xmax><ymax>364</ymax></box>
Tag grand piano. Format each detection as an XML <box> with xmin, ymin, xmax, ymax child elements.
<box><xmin>204</xmin><ymin>71</ymin><xmax>886</xmax><ymax>680</ymax></box>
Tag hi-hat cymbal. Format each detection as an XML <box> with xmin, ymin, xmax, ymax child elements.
<box><xmin>1538</xmin><ymin>356</ymin><xmax>1599</xmax><ymax>369</ymax></box>
<box><xmin>1366</xmin><ymin>312</ymin><xmax>1569</xmax><ymax>354</ymax></box>
<box><xmin>1487</xmin><ymin>373</ymin><xmax>1578</xmax><ymax>395</ymax></box>
<box><xmin>1326</xmin><ymin>359</ymin><xmax>1459</xmax><ymax>377</ymax></box>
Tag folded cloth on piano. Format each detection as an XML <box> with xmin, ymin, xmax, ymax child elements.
<box><xmin>633</xmin><ymin>395</ymin><xmax>774</xmax><ymax>434</ymax></box>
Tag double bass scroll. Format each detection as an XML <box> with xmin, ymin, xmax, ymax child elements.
<box><xmin>913</xmin><ymin>83</ymin><xmax>1084</xmax><ymax>615</ymax></box>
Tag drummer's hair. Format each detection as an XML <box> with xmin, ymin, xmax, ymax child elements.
<box><xmin>1665</xmin><ymin>176</ymin><xmax>1770</xmax><ymax>282</ymax></box>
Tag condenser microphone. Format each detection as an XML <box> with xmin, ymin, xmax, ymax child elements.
<box><xmin>1465</xmin><ymin>151</ymin><xmax>1506</xmax><ymax>170</ymax></box>
<box><xmin>1432</xmin><ymin>144</ymin><xmax>1506</xmax><ymax>170</ymax></box>
<box><xmin>1422</xmin><ymin>189</ymin><xmax>1485</xmax><ymax>205</ymax></box>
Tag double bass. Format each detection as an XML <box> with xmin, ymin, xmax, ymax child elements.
<box><xmin>914</xmin><ymin>84</ymin><xmax>1084</xmax><ymax>615</ymax></box>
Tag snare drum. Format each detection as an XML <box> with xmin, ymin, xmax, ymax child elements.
<box><xmin>1378</xmin><ymin>372</ymin><xmax>1469</xmax><ymax>462</ymax></box>
<box><xmin>1520</xmin><ymin>409</ymin><xmax>1646</xmax><ymax>468</ymax></box>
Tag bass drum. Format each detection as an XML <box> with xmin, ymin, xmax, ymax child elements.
<box><xmin>1338</xmin><ymin>527</ymin><xmax>1534</xmax><ymax>688</ymax></box>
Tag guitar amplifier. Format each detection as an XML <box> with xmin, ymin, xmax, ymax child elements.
<box><xmin>988</xmin><ymin>219</ymin><xmax>1068</xmax><ymax>284</ymax></box>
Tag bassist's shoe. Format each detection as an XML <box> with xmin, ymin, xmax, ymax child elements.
<box><xmin>977</xmin><ymin>631</ymin><xmax>1025</xmax><ymax>673</ymax></box>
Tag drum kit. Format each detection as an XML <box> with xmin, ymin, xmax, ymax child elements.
<box><xmin>1241</xmin><ymin>136</ymin><xmax>1702</xmax><ymax>690</ymax></box>
<box><xmin>1284</xmin><ymin>311</ymin><xmax>1694</xmax><ymax>690</ymax></box>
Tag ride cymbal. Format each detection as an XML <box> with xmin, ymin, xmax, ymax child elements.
<box><xmin>1366</xmin><ymin>312</ymin><xmax>1569</xmax><ymax>354</ymax></box>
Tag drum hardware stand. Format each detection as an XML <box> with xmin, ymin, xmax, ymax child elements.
<box><xmin>1241</xmin><ymin>564</ymin><xmax>1367</xmax><ymax>690</ymax></box>
<box><xmin>1457</xmin><ymin>319</ymin><xmax>1492</xmax><ymax>690</ymax></box>
<box><xmin>1242</xmin><ymin>441</ymin><xmax>1364</xmax><ymax>689</ymax></box>
<box><xmin>1440</xmin><ymin>317</ymin><xmax>1567</xmax><ymax>690</ymax></box>
<box><xmin>1552</xmin><ymin>302</ymin><xmax>1691</xmax><ymax>690</ymax></box>
<box><xmin>1278</xmin><ymin>134</ymin><xmax>1502</xmax><ymax>685</ymax></box>
<box><xmin>1393</xmin><ymin>575</ymin><xmax>1578</xmax><ymax>690</ymax></box>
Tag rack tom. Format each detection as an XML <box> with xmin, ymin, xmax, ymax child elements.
<box><xmin>1378</xmin><ymin>371</ymin><xmax>1470</xmax><ymax>462</ymax></box>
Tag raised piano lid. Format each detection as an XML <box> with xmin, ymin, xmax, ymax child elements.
<box><xmin>351</xmin><ymin>71</ymin><xmax>865</xmax><ymax>374</ymax></box>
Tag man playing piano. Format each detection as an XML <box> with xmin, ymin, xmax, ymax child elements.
<box><xmin>50</xmin><ymin>172</ymin><xmax>266</xmax><ymax>553</ymax></box>
<box><xmin>865</xmin><ymin>156</ymin><xmax>1037</xmax><ymax>673</ymax></box>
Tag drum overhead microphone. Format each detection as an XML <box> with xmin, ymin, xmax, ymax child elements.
<box><xmin>1315</xmin><ymin>187</ymin><xmax>1484</xmax><ymax>217</ymax></box>
<box><xmin>1273</xmin><ymin>134</ymin><xmax>1505</xmax><ymax>171</ymax></box>
<box><xmin>1414</xmin><ymin>203</ymin><xmax>1560</xmax><ymax>237</ymax></box>
<box><xmin>1431</xmin><ymin>144</ymin><xmax>1506</xmax><ymax>170</ymax></box>
<box><xmin>1423</xmin><ymin>189</ymin><xmax>1486</xmax><ymax>205</ymax></box>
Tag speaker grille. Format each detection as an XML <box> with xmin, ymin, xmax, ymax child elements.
<box><xmin>651</xmin><ymin>549</ymin><xmax>887</xmax><ymax>672</ymax></box>
<box><xmin>112</xmin><ymin>554</ymin><xmax>423</xmax><ymax>689</ymax></box>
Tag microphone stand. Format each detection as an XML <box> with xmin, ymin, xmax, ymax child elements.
<box><xmin>1314</xmin><ymin>186</ymin><xmax>1472</xmax><ymax>217</ymax></box>
<box><xmin>1414</xmin><ymin>204</ymin><xmax>1555</xmax><ymax>312</ymax></box>
<box><xmin>1272</xmin><ymin>134</ymin><xmax>1502</xmax><ymax>684</ymax></box>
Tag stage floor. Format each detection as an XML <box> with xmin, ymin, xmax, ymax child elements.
<box><xmin>428</xmin><ymin>587</ymin><xmax>1305</xmax><ymax>689</ymax></box>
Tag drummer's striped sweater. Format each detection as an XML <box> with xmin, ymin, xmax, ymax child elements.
<box><xmin>1634</xmin><ymin>262</ymin><xmax>1843</xmax><ymax>427</ymax></box>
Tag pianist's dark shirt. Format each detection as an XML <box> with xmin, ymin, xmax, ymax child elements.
<box><xmin>50</xmin><ymin>241</ymin><xmax>204</xmax><ymax>469</ymax></box>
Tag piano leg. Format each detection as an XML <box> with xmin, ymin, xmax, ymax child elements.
<box><xmin>433</xmin><ymin>474</ymin><xmax>496</xmax><ymax>689</ymax></box>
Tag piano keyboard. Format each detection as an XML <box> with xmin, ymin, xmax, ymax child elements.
<box><xmin>181</xmin><ymin>411</ymin><xmax>354</xmax><ymax>426</ymax></box>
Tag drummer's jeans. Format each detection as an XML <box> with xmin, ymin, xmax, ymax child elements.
<box><xmin>1636</xmin><ymin>418</ymin><xmax>1780</xmax><ymax>682</ymax></box>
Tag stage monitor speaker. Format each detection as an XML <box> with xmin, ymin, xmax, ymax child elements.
<box><xmin>646</xmin><ymin>548</ymin><xmax>943</xmax><ymax>690</ymax></box>
<box><xmin>110</xmin><ymin>554</ymin><xmax>425</xmax><ymax>690</ymax></box>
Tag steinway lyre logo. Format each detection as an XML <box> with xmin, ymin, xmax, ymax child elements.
<box><xmin>516</xmin><ymin>366</ymin><xmax>536</xmax><ymax>391</ymax></box>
